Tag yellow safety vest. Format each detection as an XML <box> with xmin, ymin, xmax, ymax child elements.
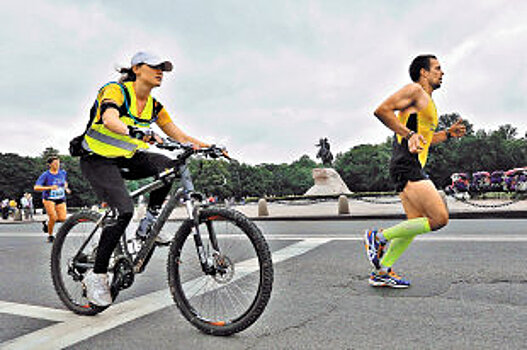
<box><xmin>82</xmin><ymin>82</ymin><xmax>157</xmax><ymax>158</ymax></box>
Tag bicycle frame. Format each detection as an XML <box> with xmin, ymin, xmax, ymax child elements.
<box><xmin>72</xmin><ymin>157</ymin><xmax>219</xmax><ymax>279</ymax></box>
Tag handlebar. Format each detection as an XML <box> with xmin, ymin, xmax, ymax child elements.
<box><xmin>155</xmin><ymin>137</ymin><xmax>230</xmax><ymax>162</ymax></box>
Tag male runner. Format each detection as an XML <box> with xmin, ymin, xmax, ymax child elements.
<box><xmin>364</xmin><ymin>54</ymin><xmax>466</xmax><ymax>288</ymax></box>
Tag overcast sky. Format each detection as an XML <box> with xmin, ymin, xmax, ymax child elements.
<box><xmin>1</xmin><ymin>0</ymin><xmax>525</xmax><ymax>164</ymax></box>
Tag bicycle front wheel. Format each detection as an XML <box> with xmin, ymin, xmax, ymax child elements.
<box><xmin>167</xmin><ymin>207</ymin><xmax>273</xmax><ymax>335</ymax></box>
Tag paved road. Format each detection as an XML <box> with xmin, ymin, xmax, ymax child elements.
<box><xmin>1</xmin><ymin>219</ymin><xmax>526</xmax><ymax>349</ymax></box>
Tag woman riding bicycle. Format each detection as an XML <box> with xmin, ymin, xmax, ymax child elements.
<box><xmin>80</xmin><ymin>51</ymin><xmax>210</xmax><ymax>307</ymax></box>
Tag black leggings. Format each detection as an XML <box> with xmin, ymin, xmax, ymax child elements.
<box><xmin>80</xmin><ymin>152</ymin><xmax>174</xmax><ymax>273</ymax></box>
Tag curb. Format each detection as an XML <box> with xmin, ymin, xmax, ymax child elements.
<box><xmin>246</xmin><ymin>210</ymin><xmax>527</xmax><ymax>221</ymax></box>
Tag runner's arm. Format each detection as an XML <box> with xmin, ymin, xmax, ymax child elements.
<box><xmin>34</xmin><ymin>173</ymin><xmax>58</xmax><ymax>192</ymax></box>
<box><xmin>375</xmin><ymin>84</ymin><xmax>429</xmax><ymax>153</ymax></box>
<box><xmin>65</xmin><ymin>182</ymin><xmax>72</xmax><ymax>194</ymax></box>
<box><xmin>431</xmin><ymin>118</ymin><xmax>466</xmax><ymax>144</ymax></box>
<box><xmin>374</xmin><ymin>84</ymin><xmax>422</xmax><ymax>138</ymax></box>
<box><xmin>34</xmin><ymin>185</ymin><xmax>58</xmax><ymax>192</ymax></box>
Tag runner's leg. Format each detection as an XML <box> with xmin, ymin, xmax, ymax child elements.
<box><xmin>43</xmin><ymin>200</ymin><xmax>57</xmax><ymax>236</ymax></box>
<box><xmin>400</xmin><ymin>179</ymin><xmax>448</xmax><ymax>230</ymax></box>
<box><xmin>55</xmin><ymin>202</ymin><xmax>67</xmax><ymax>223</ymax></box>
<box><xmin>381</xmin><ymin>187</ymin><xmax>423</xmax><ymax>267</ymax></box>
<box><xmin>380</xmin><ymin>179</ymin><xmax>447</xmax><ymax>267</ymax></box>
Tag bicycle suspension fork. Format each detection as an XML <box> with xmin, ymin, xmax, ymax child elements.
<box><xmin>180</xmin><ymin>165</ymin><xmax>219</xmax><ymax>275</ymax></box>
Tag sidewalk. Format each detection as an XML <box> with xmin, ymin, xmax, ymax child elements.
<box><xmin>1</xmin><ymin>197</ymin><xmax>526</xmax><ymax>225</ymax></box>
<box><xmin>166</xmin><ymin>196</ymin><xmax>527</xmax><ymax>221</ymax></box>
<box><xmin>0</xmin><ymin>215</ymin><xmax>48</xmax><ymax>225</ymax></box>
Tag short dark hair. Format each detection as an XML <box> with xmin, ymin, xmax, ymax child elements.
<box><xmin>409</xmin><ymin>55</ymin><xmax>437</xmax><ymax>82</ymax></box>
<box><xmin>46</xmin><ymin>156</ymin><xmax>59</xmax><ymax>165</ymax></box>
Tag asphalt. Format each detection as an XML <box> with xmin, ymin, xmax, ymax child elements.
<box><xmin>1</xmin><ymin>220</ymin><xmax>527</xmax><ymax>349</ymax></box>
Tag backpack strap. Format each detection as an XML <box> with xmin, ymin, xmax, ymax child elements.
<box><xmin>86</xmin><ymin>81</ymin><xmax>160</xmax><ymax>132</ymax></box>
<box><xmin>117</xmin><ymin>83</ymin><xmax>159</xmax><ymax>126</ymax></box>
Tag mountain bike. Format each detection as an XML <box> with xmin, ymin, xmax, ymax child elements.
<box><xmin>50</xmin><ymin>140</ymin><xmax>273</xmax><ymax>336</ymax></box>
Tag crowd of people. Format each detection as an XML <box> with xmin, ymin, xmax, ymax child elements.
<box><xmin>1</xmin><ymin>193</ymin><xmax>34</xmax><ymax>221</ymax></box>
<box><xmin>445</xmin><ymin>166</ymin><xmax>527</xmax><ymax>197</ymax></box>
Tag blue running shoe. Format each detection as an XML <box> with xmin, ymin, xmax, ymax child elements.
<box><xmin>363</xmin><ymin>229</ymin><xmax>387</xmax><ymax>270</ymax></box>
<box><xmin>369</xmin><ymin>268</ymin><xmax>410</xmax><ymax>288</ymax></box>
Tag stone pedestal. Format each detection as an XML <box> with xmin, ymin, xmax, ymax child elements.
<box><xmin>305</xmin><ymin>168</ymin><xmax>352</xmax><ymax>196</ymax></box>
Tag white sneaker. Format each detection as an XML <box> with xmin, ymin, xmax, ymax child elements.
<box><xmin>155</xmin><ymin>230</ymin><xmax>172</xmax><ymax>246</ymax></box>
<box><xmin>83</xmin><ymin>271</ymin><xmax>112</xmax><ymax>306</ymax></box>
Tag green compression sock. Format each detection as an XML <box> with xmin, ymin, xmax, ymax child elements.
<box><xmin>379</xmin><ymin>217</ymin><xmax>431</xmax><ymax>267</ymax></box>
<box><xmin>382</xmin><ymin>217</ymin><xmax>431</xmax><ymax>240</ymax></box>
<box><xmin>381</xmin><ymin>237</ymin><xmax>415</xmax><ymax>267</ymax></box>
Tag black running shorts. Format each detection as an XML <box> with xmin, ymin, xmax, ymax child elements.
<box><xmin>389</xmin><ymin>138</ymin><xmax>429</xmax><ymax>192</ymax></box>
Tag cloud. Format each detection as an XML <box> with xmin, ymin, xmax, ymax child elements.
<box><xmin>0</xmin><ymin>0</ymin><xmax>526</xmax><ymax>163</ymax></box>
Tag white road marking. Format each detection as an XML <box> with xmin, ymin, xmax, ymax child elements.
<box><xmin>3</xmin><ymin>232</ymin><xmax>527</xmax><ymax>242</ymax></box>
<box><xmin>0</xmin><ymin>233</ymin><xmax>84</xmax><ymax>238</ymax></box>
<box><xmin>0</xmin><ymin>301</ymin><xmax>76</xmax><ymax>322</ymax></box>
<box><xmin>1</xmin><ymin>239</ymin><xmax>329</xmax><ymax>350</ymax></box>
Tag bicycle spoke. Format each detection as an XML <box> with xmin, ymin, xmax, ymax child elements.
<box><xmin>168</xmin><ymin>207</ymin><xmax>273</xmax><ymax>334</ymax></box>
<box><xmin>177</xmin><ymin>223</ymin><xmax>259</xmax><ymax>321</ymax></box>
<box><xmin>51</xmin><ymin>211</ymin><xmax>112</xmax><ymax>315</ymax></box>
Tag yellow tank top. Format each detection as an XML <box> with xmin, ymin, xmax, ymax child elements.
<box><xmin>396</xmin><ymin>97</ymin><xmax>438</xmax><ymax>167</ymax></box>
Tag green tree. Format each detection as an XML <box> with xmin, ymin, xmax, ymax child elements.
<box><xmin>334</xmin><ymin>139</ymin><xmax>392</xmax><ymax>191</ymax></box>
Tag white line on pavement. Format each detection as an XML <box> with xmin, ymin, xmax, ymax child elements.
<box><xmin>1</xmin><ymin>238</ymin><xmax>330</xmax><ymax>350</ymax></box>
<box><xmin>3</xmin><ymin>232</ymin><xmax>527</xmax><ymax>242</ymax></box>
<box><xmin>0</xmin><ymin>301</ymin><xmax>76</xmax><ymax>322</ymax></box>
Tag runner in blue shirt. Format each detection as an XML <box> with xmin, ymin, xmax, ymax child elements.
<box><xmin>34</xmin><ymin>156</ymin><xmax>71</xmax><ymax>242</ymax></box>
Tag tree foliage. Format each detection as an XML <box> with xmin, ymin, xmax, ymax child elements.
<box><xmin>1</xmin><ymin>118</ymin><xmax>525</xmax><ymax>206</ymax></box>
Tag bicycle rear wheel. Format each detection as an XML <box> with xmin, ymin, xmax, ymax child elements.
<box><xmin>167</xmin><ymin>207</ymin><xmax>273</xmax><ymax>335</ymax></box>
<box><xmin>50</xmin><ymin>210</ymin><xmax>112</xmax><ymax>315</ymax></box>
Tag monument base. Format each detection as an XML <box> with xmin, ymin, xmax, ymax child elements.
<box><xmin>305</xmin><ymin>168</ymin><xmax>352</xmax><ymax>196</ymax></box>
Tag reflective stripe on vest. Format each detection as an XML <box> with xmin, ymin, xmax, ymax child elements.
<box><xmin>85</xmin><ymin>129</ymin><xmax>138</xmax><ymax>151</ymax></box>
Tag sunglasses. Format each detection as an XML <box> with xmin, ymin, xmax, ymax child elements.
<box><xmin>147</xmin><ymin>64</ymin><xmax>163</xmax><ymax>70</ymax></box>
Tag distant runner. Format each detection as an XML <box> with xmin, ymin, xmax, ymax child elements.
<box><xmin>34</xmin><ymin>156</ymin><xmax>71</xmax><ymax>242</ymax></box>
<box><xmin>364</xmin><ymin>54</ymin><xmax>466</xmax><ymax>288</ymax></box>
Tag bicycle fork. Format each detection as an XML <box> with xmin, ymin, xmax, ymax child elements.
<box><xmin>185</xmin><ymin>199</ymin><xmax>220</xmax><ymax>275</ymax></box>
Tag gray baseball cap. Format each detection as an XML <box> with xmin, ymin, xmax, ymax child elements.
<box><xmin>131</xmin><ymin>51</ymin><xmax>173</xmax><ymax>72</ymax></box>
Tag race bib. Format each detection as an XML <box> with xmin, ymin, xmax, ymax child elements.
<box><xmin>49</xmin><ymin>188</ymin><xmax>65</xmax><ymax>200</ymax></box>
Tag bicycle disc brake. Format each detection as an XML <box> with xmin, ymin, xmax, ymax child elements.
<box><xmin>212</xmin><ymin>253</ymin><xmax>234</xmax><ymax>284</ymax></box>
